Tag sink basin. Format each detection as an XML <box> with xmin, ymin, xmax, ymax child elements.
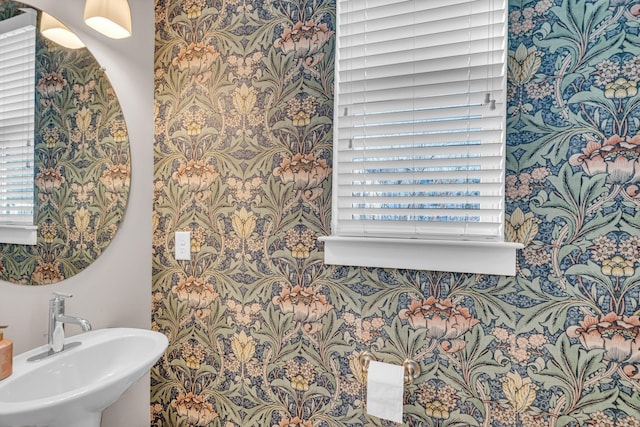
<box><xmin>0</xmin><ymin>328</ymin><xmax>168</xmax><ymax>427</ymax></box>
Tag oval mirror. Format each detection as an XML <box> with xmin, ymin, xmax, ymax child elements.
<box><xmin>0</xmin><ymin>0</ymin><xmax>130</xmax><ymax>285</ymax></box>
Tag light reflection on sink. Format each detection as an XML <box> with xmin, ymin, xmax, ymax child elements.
<box><xmin>0</xmin><ymin>328</ymin><xmax>168</xmax><ymax>427</ymax></box>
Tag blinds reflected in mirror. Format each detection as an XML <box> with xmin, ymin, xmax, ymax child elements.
<box><xmin>335</xmin><ymin>0</ymin><xmax>507</xmax><ymax>241</ymax></box>
<box><xmin>0</xmin><ymin>9</ymin><xmax>35</xmax><ymax>226</ymax></box>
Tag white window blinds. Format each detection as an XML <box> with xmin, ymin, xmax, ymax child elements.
<box><xmin>0</xmin><ymin>10</ymin><xmax>36</xmax><ymax>229</ymax></box>
<box><xmin>334</xmin><ymin>0</ymin><xmax>507</xmax><ymax>241</ymax></box>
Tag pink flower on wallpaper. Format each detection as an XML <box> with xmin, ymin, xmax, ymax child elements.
<box><xmin>567</xmin><ymin>313</ymin><xmax>640</xmax><ymax>364</ymax></box>
<box><xmin>273</xmin><ymin>153</ymin><xmax>331</xmax><ymax>201</ymax></box>
<box><xmin>569</xmin><ymin>135</ymin><xmax>640</xmax><ymax>184</ymax></box>
<box><xmin>35</xmin><ymin>167</ymin><xmax>66</xmax><ymax>193</ymax></box>
<box><xmin>399</xmin><ymin>297</ymin><xmax>480</xmax><ymax>352</ymax></box>
<box><xmin>172</xmin><ymin>159</ymin><xmax>220</xmax><ymax>196</ymax></box>
<box><xmin>171</xmin><ymin>276</ymin><xmax>219</xmax><ymax>312</ymax></box>
<box><xmin>171</xmin><ymin>392</ymin><xmax>218</xmax><ymax>426</ymax></box>
<box><xmin>100</xmin><ymin>164</ymin><xmax>130</xmax><ymax>195</ymax></box>
<box><xmin>172</xmin><ymin>41</ymin><xmax>220</xmax><ymax>83</ymax></box>
<box><xmin>274</xmin><ymin>20</ymin><xmax>333</xmax><ymax>67</ymax></box>
<box><xmin>36</xmin><ymin>71</ymin><xmax>67</xmax><ymax>97</ymax></box>
<box><xmin>32</xmin><ymin>262</ymin><xmax>64</xmax><ymax>285</ymax></box>
<box><xmin>272</xmin><ymin>285</ymin><xmax>333</xmax><ymax>333</ymax></box>
<box><xmin>275</xmin><ymin>417</ymin><xmax>313</xmax><ymax>427</ymax></box>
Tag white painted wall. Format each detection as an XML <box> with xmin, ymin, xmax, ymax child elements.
<box><xmin>0</xmin><ymin>0</ymin><xmax>154</xmax><ymax>425</ymax></box>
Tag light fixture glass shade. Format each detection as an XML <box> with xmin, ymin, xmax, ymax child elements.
<box><xmin>83</xmin><ymin>0</ymin><xmax>132</xmax><ymax>39</ymax></box>
<box><xmin>40</xmin><ymin>12</ymin><xmax>85</xmax><ymax>49</ymax></box>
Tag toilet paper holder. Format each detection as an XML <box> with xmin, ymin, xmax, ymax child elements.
<box><xmin>358</xmin><ymin>352</ymin><xmax>421</xmax><ymax>385</ymax></box>
<box><xmin>403</xmin><ymin>359</ymin><xmax>420</xmax><ymax>384</ymax></box>
<box><xmin>359</xmin><ymin>351</ymin><xmax>376</xmax><ymax>373</ymax></box>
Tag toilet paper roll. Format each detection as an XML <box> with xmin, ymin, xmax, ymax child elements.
<box><xmin>366</xmin><ymin>360</ymin><xmax>404</xmax><ymax>423</ymax></box>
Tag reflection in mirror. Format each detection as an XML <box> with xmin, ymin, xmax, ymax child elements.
<box><xmin>0</xmin><ymin>0</ymin><xmax>130</xmax><ymax>285</ymax></box>
<box><xmin>40</xmin><ymin>12</ymin><xmax>85</xmax><ymax>49</ymax></box>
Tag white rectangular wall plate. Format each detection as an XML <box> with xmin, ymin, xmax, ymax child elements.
<box><xmin>175</xmin><ymin>231</ymin><xmax>191</xmax><ymax>260</ymax></box>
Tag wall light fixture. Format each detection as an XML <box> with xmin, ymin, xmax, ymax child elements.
<box><xmin>84</xmin><ymin>0</ymin><xmax>132</xmax><ymax>39</ymax></box>
<box><xmin>40</xmin><ymin>13</ymin><xmax>85</xmax><ymax>49</ymax></box>
<box><xmin>40</xmin><ymin>0</ymin><xmax>131</xmax><ymax>48</ymax></box>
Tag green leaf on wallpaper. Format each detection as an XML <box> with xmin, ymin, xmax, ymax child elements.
<box><xmin>303</xmin><ymin>312</ymin><xmax>351</xmax><ymax>368</ymax></box>
<box><xmin>262</xmin><ymin>48</ymin><xmax>305</xmax><ymax>104</ymax></box>
<box><xmin>568</xmin><ymin>87</ymin><xmax>618</xmax><ymax>116</ymax></box>
<box><xmin>364</xmin><ymin>414</ymin><xmax>401</xmax><ymax>427</ymax></box>
<box><xmin>361</xmin><ymin>284</ymin><xmax>408</xmax><ymax>320</ymax></box>
<box><xmin>559</xmin><ymin>72</ymin><xmax>588</xmax><ymax>95</ymax></box>
<box><xmin>619</xmin><ymin>212</ymin><xmax>640</xmax><ymax>235</ymax></box>
<box><xmin>405</xmin><ymin>406</ymin><xmax>436</xmax><ymax>427</ymax></box>
<box><xmin>617</xmin><ymin>390</ymin><xmax>640</xmax><ymax>418</ymax></box>
<box><xmin>441</xmin><ymin>412</ymin><xmax>480</xmax><ymax>427</ymax></box>
<box><xmin>244</xmin><ymin>408</ymin><xmax>280</xmax><ymax>427</ymax></box>
<box><xmin>531</xmin><ymin>164</ymin><xmax>608</xmax><ymax>242</ymax></box>
<box><xmin>433</xmin><ymin>329</ymin><xmax>507</xmax><ymax>416</ymax></box>
<box><xmin>535</xmin><ymin>0</ymin><xmax>621</xmax><ymax>74</ymax></box>
<box><xmin>380</xmin><ymin>315</ymin><xmax>427</xmax><ymax>359</ymax></box>
<box><xmin>319</xmin><ymin>275</ymin><xmax>362</xmax><ymax>314</ymax></box>
<box><xmin>155</xmin><ymin>293</ymin><xmax>190</xmax><ymax>335</ymax></box>
<box><xmin>420</xmin><ymin>359</ymin><xmax>441</xmax><ymax>380</ymax></box>
<box><xmin>252</xmin><ymin>308</ymin><xmax>295</xmax><ymax>355</ymax></box>
<box><xmin>565</xmin><ymin>261</ymin><xmax>614</xmax><ymax>290</ymax></box>
<box><xmin>556</xmin><ymin>414</ymin><xmax>584</xmax><ymax>427</ymax></box>
<box><xmin>530</xmin><ymin>334</ymin><xmax>608</xmax><ymax>413</ymax></box>
<box><xmin>455</xmin><ymin>326</ymin><xmax>509</xmax><ymax>382</ymax></box>
<box><xmin>258</xmin><ymin>174</ymin><xmax>297</xmax><ymax>231</ymax></box>
<box><xmin>576</xmin><ymin>387</ymin><xmax>619</xmax><ymax>417</ymax></box>
<box><xmin>581</xmin><ymin>210</ymin><xmax>622</xmax><ymax>240</ymax></box>
<box><xmin>315</xmin><ymin>409</ymin><xmax>363</xmax><ymax>427</ymax></box>
<box><xmin>339</xmin><ymin>406</ymin><xmax>367</xmax><ymax>425</ymax></box>
<box><xmin>512</xmin><ymin>112</ymin><xmax>590</xmax><ymax>169</ymax></box>
<box><xmin>305</xmin><ymin>382</ymin><xmax>333</xmax><ymax>399</ymax></box>
<box><xmin>456</xmin><ymin>278</ymin><xmax>518</xmax><ymax>327</ymax></box>
<box><xmin>553</xmin><ymin>210</ymin><xmax>621</xmax><ymax>263</ymax></box>
<box><xmin>466</xmin><ymin>397</ymin><xmax>487</xmax><ymax>419</ymax></box>
<box><xmin>533</xmin><ymin>18</ymin><xmax>577</xmax><ymax>59</ymax></box>
<box><xmin>578</xmin><ymin>29</ymin><xmax>626</xmax><ymax>74</ymax></box>
<box><xmin>211</xmin><ymin>390</ymin><xmax>243</xmax><ymax>421</ymax></box>
<box><xmin>516</xmin><ymin>278</ymin><xmax>578</xmax><ymax>334</ymax></box>
<box><xmin>624</xmin><ymin>32</ymin><xmax>640</xmax><ymax>54</ymax></box>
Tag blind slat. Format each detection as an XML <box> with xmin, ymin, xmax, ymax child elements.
<box><xmin>338</xmin><ymin>169</ymin><xmax>503</xmax><ymax>184</ymax></box>
<box><xmin>338</xmin><ymin>104</ymin><xmax>505</xmax><ymax>130</ymax></box>
<box><xmin>338</xmin><ymin>142</ymin><xmax>504</xmax><ymax>162</ymax></box>
<box><xmin>338</xmin><ymin>182</ymin><xmax>504</xmax><ymax>194</ymax></box>
<box><xmin>336</xmin><ymin>220</ymin><xmax>503</xmax><ymax>238</ymax></box>
<box><xmin>339</xmin><ymin>0</ymin><xmax>504</xmax><ymax>28</ymax></box>
<box><xmin>339</xmin><ymin>65</ymin><xmax>504</xmax><ymax>95</ymax></box>
<box><xmin>338</xmin><ymin>156</ymin><xmax>505</xmax><ymax>172</ymax></box>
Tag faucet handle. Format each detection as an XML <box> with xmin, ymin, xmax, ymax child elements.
<box><xmin>52</xmin><ymin>291</ymin><xmax>73</xmax><ymax>300</ymax></box>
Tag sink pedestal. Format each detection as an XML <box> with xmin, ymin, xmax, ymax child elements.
<box><xmin>52</xmin><ymin>412</ymin><xmax>101</xmax><ymax>427</ymax></box>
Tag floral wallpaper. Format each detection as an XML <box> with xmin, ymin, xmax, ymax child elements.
<box><xmin>0</xmin><ymin>1</ymin><xmax>130</xmax><ymax>285</ymax></box>
<box><xmin>151</xmin><ymin>0</ymin><xmax>640</xmax><ymax>425</ymax></box>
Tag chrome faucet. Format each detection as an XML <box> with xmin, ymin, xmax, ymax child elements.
<box><xmin>48</xmin><ymin>292</ymin><xmax>92</xmax><ymax>353</ymax></box>
<box><xmin>26</xmin><ymin>292</ymin><xmax>92</xmax><ymax>362</ymax></box>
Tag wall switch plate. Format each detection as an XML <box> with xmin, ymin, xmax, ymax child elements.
<box><xmin>175</xmin><ymin>231</ymin><xmax>191</xmax><ymax>260</ymax></box>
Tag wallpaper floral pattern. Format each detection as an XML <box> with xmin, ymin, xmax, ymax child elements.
<box><xmin>151</xmin><ymin>0</ymin><xmax>640</xmax><ymax>425</ymax></box>
<box><xmin>0</xmin><ymin>1</ymin><xmax>130</xmax><ymax>285</ymax></box>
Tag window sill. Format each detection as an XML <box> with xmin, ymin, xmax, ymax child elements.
<box><xmin>319</xmin><ymin>236</ymin><xmax>523</xmax><ymax>276</ymax></box>
<box><xmin>0</xmin><ymin>224</ymin><xmax>37</xmax><ymax>245</ymax></box>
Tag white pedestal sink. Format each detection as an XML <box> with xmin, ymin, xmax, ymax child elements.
<box><xmin>0</xmin><ymin>328</ymin><xmax>168</xmax><ymax>427</ymax></box>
